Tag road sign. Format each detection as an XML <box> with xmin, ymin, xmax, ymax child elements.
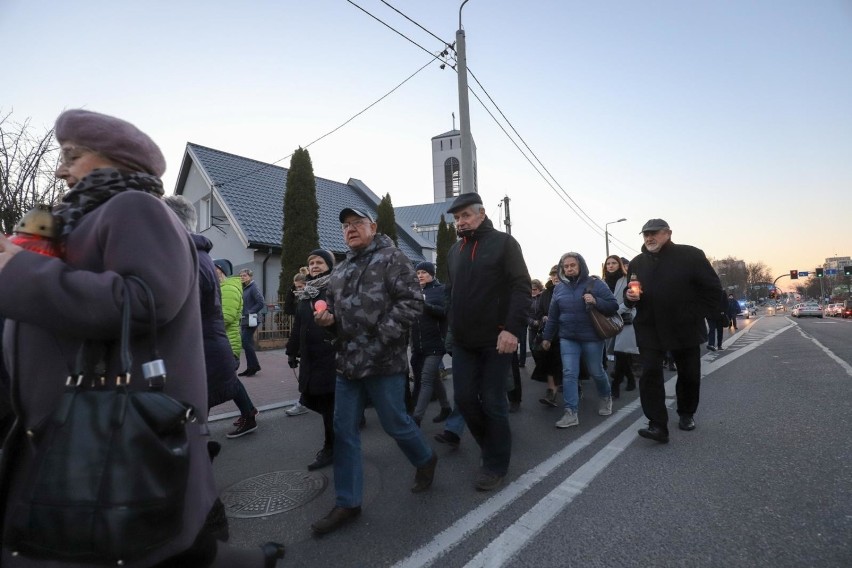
<box><xmin>798</xmin><ymin>271</ymin><xmax>809</xmax><ymax>277</ymax></box>
<box><xmin>826</xmin><ymin>269</ymin><xmax>837</xmax><ymax>275</ymax></box>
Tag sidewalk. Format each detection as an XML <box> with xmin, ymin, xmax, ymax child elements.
<box><xmin>209</xmin><ymin>349</ymin><xmax>301</xmax><ymax>420</ymax></box>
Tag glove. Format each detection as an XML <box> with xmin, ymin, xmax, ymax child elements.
<box><xmin>288</xmin><ymin>357</ymin><xmax>299</xmax><ymax>369</ymax></box>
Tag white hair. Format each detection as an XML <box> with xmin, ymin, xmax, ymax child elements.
<box><xmin>163</xmin><ymin>194</ymin><xmax>197</xmax><ymax>232</ymax></box>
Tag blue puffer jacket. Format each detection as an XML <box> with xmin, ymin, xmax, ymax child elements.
<box><xmin>542</xmin><ymin>252</ymin><xmax>618</xmax><ymax>343</ymax></box>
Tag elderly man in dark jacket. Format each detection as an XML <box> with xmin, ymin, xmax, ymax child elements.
<box><xmin>626</xmin><ymin>219</ymin><xmax>723</xmax><ymax>443</ymax></box>
<box><xmin>445</xmin><ymin>192</ymin><xmax>531</xmax><ymax>492</ymax></box>
<box><xmin>311</xmin><ymin>207</ymin><xmax>437</xmax><ymax>536</ymax></box>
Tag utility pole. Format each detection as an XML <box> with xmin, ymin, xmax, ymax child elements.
<box><xmin>502</xmin><ymin>195</ymin><xmax>511</xmax><ymax>234</ymax></box>
<box><xmin>456</xmin><ymin>0</ymin><xmax>475</xmax><ymax>194</ymax></box>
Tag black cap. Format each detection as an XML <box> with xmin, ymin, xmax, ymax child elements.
<box><xmin>339</xmin><ymin>207</ymin><xmax>375</xmax><ymax>223</ymax></box>
<box><xmin>446</xmin><ymin>192</ymin><xmax>483</xmax><ymax>214</ymax></box>
<box><xmin>640</xmin><ymin>218</ymin><xmax>670</xmax><ymax>233</ymax></box>
<box><xmin>213</xmin><ymin>258</ymin><xmax>233</xmax><ymax>276</ymax></box>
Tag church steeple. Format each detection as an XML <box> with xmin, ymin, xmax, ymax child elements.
<box><xmin>431</xmin><ymin>123</ymin><xmax>477</xmax><ymax>203</ymax></box>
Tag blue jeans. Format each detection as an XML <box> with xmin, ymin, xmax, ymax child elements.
<box><xmin>240</xmin><ymin>326</ymin><xmax>260</xmax><ymax>370</ymax></box>
<box><xmin>444</xmin><ymin>407</ymin><xmax>467</xmax><ymax>438</ymax></box>
<box><xmin>333</xmin><ymin>373</ymin><xmax>433</xmax><ymax>508</ymax></box>
<box><xmin>411</xmin><ymin>353</ymin><xmax>450</xmax><ymax>421</ymax></box>
<box><xmin>452</xmin><ymin>344</ymin><xmax>512</xmax><ymax>476</ymax></box>
<box><xmin>559</xmin><ymin>338</ymin><xmax>611</xmax><ymax>412</ymax></box>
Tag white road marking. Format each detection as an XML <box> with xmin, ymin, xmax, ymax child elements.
<box><xmin>395</xmin><ymin>321</ymin><xmax>797</xmax><ymax>568</ymax></box>
<box><xmin>794</xmin><ymin>324</ymin><xmax>852</xmax><ymax>377</ymax></box>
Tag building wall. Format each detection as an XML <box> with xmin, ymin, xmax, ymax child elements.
<box><xmin>432</xmin><ymin>133</ymin><xmax>478</xmax><ymax>203</ymax></box>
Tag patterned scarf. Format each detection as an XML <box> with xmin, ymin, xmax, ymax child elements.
<box><xmin>296</xmin><ymin>272</ymin><xmax>332</xmax><ymax>300</ymax></box>
<box><xmin>53</xmin><ymin>168</ymin><xmax>165</xmax><ymax>240</ymax></box>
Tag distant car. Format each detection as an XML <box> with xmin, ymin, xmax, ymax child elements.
<box><xmin>826</xmin><ymin>303</ymin><xmax>842</xmax><ymax>317</ymax></box>
<box><xmin>793</xmin><ymin>302</ymin><xmax>823</xmax><ymax>318</ymax></box>
<box><xmin>775</xmin><ymin>303</ymin><xmax>786</xmax><ymax>312</ymax></box>
<box><xmin>738</xmin><ymin>301</ymin><xmax>756</xmax><ymax>319</ymax></box>
<box><xmin>843</xmin><ymin>302</ymin><xmax>852</xmax><ymax>319</ymax></box>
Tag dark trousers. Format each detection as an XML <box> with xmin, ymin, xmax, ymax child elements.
<box><xmin>518</xmin><ymin>326</ymin><xmax>528</xmax><ymax>365</ymax></box>
<box><xmin>638</xmin><ymin>345</ymin><xmax>701</xmax><ymax>429</ymax></box>
<box><xmin>507</xmin><ymin>352</ymin><xmax>522</xmax><ymax>403</ymax></box>
<box><xmin>707</xmin><ymin>319</ymin><xmax>723</xmax><ymax>348</ymax></box>
<box><xmin>240</xmin><ymin>326</ymin><xmax>260</xmax><ymax>370</ymax></box>
<box><xmin>452</xmin><ymin>344</ymin><xmax>512</xmax><ymax>476</ymax></box>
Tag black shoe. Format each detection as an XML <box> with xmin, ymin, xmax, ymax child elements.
<box><xmin>434</xmin><ymin>431</ymin><xmax>460</xmax><ymax>449</ymax></box>
<box><xmin>678</xmin><ymin>415</ymin><xmax>696</xmax><ymax>431</ymax></box>
<box><xmin>707</xmin><ymin>345</ymin><xmax>716</xmax><ymax>351</ymax></box>
<box><xmin>432</xmin><ymin>407</ymin><xmax>452</xmax><ymax>423</ymax></box>
<box><xmin>638</xmin><ymin>425</ymin><xmax>670</xmax><ymax>444</ymax></box>
<box><xmin>226</xmin><ymin>415</ymin><xmax>258</xmax><ymax>438</ymax></box>
<box><xmin>308</xmin><ymin>447</ymin><xmax>334</xmax><ymax>471</ymax></box>
<box><xmin>508</xmin><ymin>401</ymin><xmax>521</xmax><ymax>413</ymax></box>
<box><xmin>261</xmin><ymin>542</ymin><xmax>286</xmax><ymax>567</ymax></box>
<box><xmin>242</xmin><ymin>366</ymin><xmax>261</xmax><ymax>377</ymax></box>
<box><xmin>411</xmin><ymin>452</ymin><xmax>438</xmax><ymax>493</ymax></box>
<box><xmin>311</xmin><ymin>506</ymin><xmax>362</xmax><ymax>535</ymax></box>
<box><xmin>625</xmin><ymin>378</ymin><xmax>636</xmax><ymax>391</ymax></box>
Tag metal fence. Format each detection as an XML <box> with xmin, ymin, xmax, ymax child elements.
<box><xmin>256</xmin><ymin>302</ymin><xmax>292</xmax><ymax>350</ymax></box>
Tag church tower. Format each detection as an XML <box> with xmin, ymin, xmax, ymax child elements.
<box><xmin>431</xmin><ymin>128</ymin><xmax>477</xmax><ymax>203</ymax></box>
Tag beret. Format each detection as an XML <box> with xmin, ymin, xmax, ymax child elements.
<box><xmin>339</xmin><ymin>207</ymin><xmax>375</xmax><ymax>223</ymax></box>
<box><xmin>446</xmin><ymin>192</ymin><xmax>483</xmax><ymax>214</ymax></box>
<box><xmin>55</xmin><ymin>109</ymin><xmax>166</xmax><ymax>177</ymax></box>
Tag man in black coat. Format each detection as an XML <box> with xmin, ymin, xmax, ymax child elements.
<box><xmin>625</xmin><ymin>219</ymin><xmax>722</xmax><ymax>443</ymax></box>
<box><xmin>445</xmin><ymin>192</ymin><xmax>531</xmax><ymax>491</ymax></box>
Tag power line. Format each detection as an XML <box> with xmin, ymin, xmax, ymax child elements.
<box><xmin>213</xmin><ymin>57</ymin><xmax>438</xmax><ymax>189</ymax></box>
<box><xmin>379</xmin><ymin>0</ymin><xmax>452</xmax><ymax>48</ymax></box>
<box><xmin>346</xmin><ymin>0</ymin><xmax>442</xmax><ymax>61</ymax></box>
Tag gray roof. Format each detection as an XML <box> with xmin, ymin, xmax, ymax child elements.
<box><xmin>180</xmin><ymin>143</ymin><xmax>427</xmax><ymax>261</ymax></box>
<box><xmin>395</xmin><ymin>202</ymin><xmax>454</xmax><ymax>230</ymax></box>
<box><xmin>431</xmin><ymin>129</ymin><xmax>460</xmax><ymax>140</ymax></box>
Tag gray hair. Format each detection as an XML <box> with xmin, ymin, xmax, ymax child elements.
<box><xmin>163</xmin><ymin>195</ymin><xmax>197</xmax><ymax>232</ymax></box>
<box><xmin>239</xmin><ymin>268</ymin><xmax>253</xmax><ymax>277</ymax></box>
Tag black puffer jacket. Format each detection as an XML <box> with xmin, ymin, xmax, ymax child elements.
<box><xmin>286</xmin><ymin>280</ymin><xmax>336</xmax><ymax>395</ymax></box>
<box><xmin>446</xmin><ymin>218</ymin><xmax>531</xmax><ymax>349</ymax></box>
<box><xmin>410</xmin><ymin>279</ymin><xmax>446</xmax><ymax>355</ymax></box>
<box><xmin>626</xmin><ymin>240</ymin><xmax>722</xmax><ymax>350</ymax></box>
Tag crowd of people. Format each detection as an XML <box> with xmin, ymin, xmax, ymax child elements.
<box><xmin>0</xmin><ymin>108</ymin><xmax>726</xmax><ymax>563</ymax></box>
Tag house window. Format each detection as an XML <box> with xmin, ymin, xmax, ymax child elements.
<box><xmin>450</xmin><ymin>138</ymin><xmax>453</xmax><ymax>149</ymax></box>
<box><xmin>197</xmin><ymin>196</ymin><xmax>211</xmax><ymax>231</ymax></box>
<box><xmin>440</xmin><ymin>140</ymin><xmax>443</xmax><ymax>151</ymax></box>
<box><xmin>444</xmin><ymin>157</ymin><xmax>460</xmax><ymax>198</ymax></box>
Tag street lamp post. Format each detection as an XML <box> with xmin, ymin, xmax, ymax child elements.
<box><xmin>605</xmin><ymin>218</ymin><xmax>626</xmax><ymax>258</ymax></box>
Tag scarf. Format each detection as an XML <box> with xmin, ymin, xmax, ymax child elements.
<box><xmin>604</xmin><ymin>271</ymin><xmax>621</xmax><ymax>292</ymax></box>
<box><xmin>296</xmin><ymin>272</ymin><xmax>332</xmax><ymax>300</ymax></box>
<box><xmin>53</xmin><ymin>168</ymin><xmax>165</xmax><ymax>240</ymax></box>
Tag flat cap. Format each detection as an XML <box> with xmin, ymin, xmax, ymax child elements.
<box><xmin>446</xmin><ymin>192</ymin><xmax>483</xmax><ymax>214</ymax></box>
<box><xmin>339</xmin><ymin>207</ymin><xmax>375</xmax><ymax>223</ymax></box>
<box><xmin>55</xmin><ymin>109</ymin><xmax>166</xmax><ymax>177</ymax></box>
<box><xmin>640</xmin><ymin>218</ymin><xmax>670</xmax><ymax>233</ymax></box>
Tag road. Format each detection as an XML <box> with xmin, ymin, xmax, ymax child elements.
<box><xmin>209</xmin><ymin>313</ymin><xmax>852</xmax><ymax>567</ymax></box>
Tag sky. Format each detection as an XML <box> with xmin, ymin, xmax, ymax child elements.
<box><xmin>3</xmin><ymin>0</ymin><xmax>851</xmax><ymax>292</ymax></box>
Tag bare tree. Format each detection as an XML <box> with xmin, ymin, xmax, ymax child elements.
<box><xmin>746</xmin><ymin>261</ymin><xmax>773</xmax><ymax>300</ymax></box>
<box><xmin>712</xmin><ymin>256</ymin><xmax>748</xmax><ymax>298</ymax></box>
<box><xmin>0</xmin><ymin>110</ymin><xmax>64</xmax><ymax>234</ymax></box>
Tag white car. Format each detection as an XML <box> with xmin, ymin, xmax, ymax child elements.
<box><xmin>825</xmin><ymin>303</ymin><xmax>841</xmax><ymax>317</ymax></box>
<box><xmin>793</xmin><ymin>303</ymin><xmax>823</xmax><ymax>318</ymax></box>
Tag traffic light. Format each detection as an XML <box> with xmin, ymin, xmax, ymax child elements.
<box><xmin>845</xmin><ymin>266</ymin><xmax>852</xmax><ymax>277</ymax></box>
<box><xmin>815</xmin><ymin>268</ymin><xmax>824</xmax><ymax>278</ymax></box>
<box><xmin>790</xmin><ymin>269</ymin><xmax>798</xmax><ymax>280</ymax></box>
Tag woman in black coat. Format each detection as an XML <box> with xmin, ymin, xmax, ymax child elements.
<box><xmin>533</xmin><ymin>267</ymin><xmax>563</xmax><ymax>406</ymax></box>
<box><xmin>286</xmin><ymin>250</ymin><xmax>337</xmax><ymax>470</ymax></box>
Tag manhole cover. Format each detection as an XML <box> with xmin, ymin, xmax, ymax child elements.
<box><xmin>220</xmin><ymin>470</ymin><xmax>328</xmax><ymax>518</ymax></box>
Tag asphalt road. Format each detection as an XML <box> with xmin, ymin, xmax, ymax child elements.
<box><xmin>209</xmin><ymin>313</ymin><xmax>852</xmax><ymax>567</ymax></box>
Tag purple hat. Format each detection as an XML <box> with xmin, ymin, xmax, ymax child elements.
<box><xmin>55</xmin><ymin>109</ymin><xmax>166</xmax><ymax>177</ymax></box>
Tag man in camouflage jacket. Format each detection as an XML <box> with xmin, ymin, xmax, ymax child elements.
<box><xmin>311</xmin><ymin>207</ymin><xmax>438</xmax><ymax>536</ymax></box>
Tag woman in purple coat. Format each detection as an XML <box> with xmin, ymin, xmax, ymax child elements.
<box><xmin>0</xmin><ymin>110</ymin><xmax>282</xmax><ymax>567</ymax></box>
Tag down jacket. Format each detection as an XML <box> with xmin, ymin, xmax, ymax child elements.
<box><xmin>542</xmin><ymin>252</ymin><xmax>618</xmax><ymax>343</ymax></box>
<box><xmin>410</xmin><ymin>279</ymin><xmax>446</xmax><ymax>355</ymax></box>
<box><xmin>220</xmin><ymin>276</ymin><xmax>243</xmax><ymax>357</ymax></box>
<box><xmin>327</xmin><ymin>234</ymin><xmax>423</xmax><ymax>380</ymax></box>
<box><xmin>286</xmin><ymin>280</ymin><xmax>336</xmax><ymax>395</ymax></box>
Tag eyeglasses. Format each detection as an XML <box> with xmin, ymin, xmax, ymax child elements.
<box><xmin>341</xmin><ymin>219</ymin><xmax>371</xmax><ymax>231</ymax></box>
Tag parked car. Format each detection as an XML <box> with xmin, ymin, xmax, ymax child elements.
<box><xmin>793</xmin><ymin>302</ymin><xmax>823</xmax><ymax>318</ymax></box>
<box><xmin>842</xmin><ymin>301</ymin><xmax>852</xmax><ymax>319</ymax></box>
<box><xmin>825</xmin><ymin>303</ymin><xmax>841</xmax><ymax>317</ymax></box>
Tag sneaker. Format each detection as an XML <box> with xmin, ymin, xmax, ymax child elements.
<box><xmin>555</xmin><ymin>409</ymin><xmax>579</xmax><ymax>428</ymax></box>
<box><xmin>707</xmin><ymin>345</ymin><xmax>716</xmax><ymax>351</ymax></box>
<box><xmin>311</xmin><ymin>506</ymin><xmax>361</xmax><ymax>535</ymax></box>
<box><xmin>539</xmin><ymin>388</ymin><xmax>558</xmax><ymax>407</ymax></box>
<box><xmin>474</xmin><ymin>470</ymin><xmax>504</xmax><ymax>492</ymax></box>
<box><xmin>227</xmin><ymin>415</ymin><xmax>258</xmax><ymax>438</ymax></box>
<box><xmin>233</xmin><ymin>407</ymin><xmax>258</xmax><ymax>426</ymax></box>
<box><xmin>286</xmin><ymin>402</ymin><xmax>309</xmax><ymax>416</ymax></box>
<box><xmin>598</xmin><ymin>396</ymin><xmax>613</xmax><ymax>416</ymax></box>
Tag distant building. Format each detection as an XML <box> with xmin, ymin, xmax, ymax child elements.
<box><xmin>431</xmin><ymin>129</ymin><xmax>477</xmax><ymax>202</ymax></box>
<box><xmin>825</xmin><ymin>256</ymin><xmax>850</xmax><ymax>270</ymax></box>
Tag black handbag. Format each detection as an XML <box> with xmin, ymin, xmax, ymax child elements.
<box><xmin>7</xmin><ymin>276</ymin><xmax>195</xmax><ymax>565</ymax></box>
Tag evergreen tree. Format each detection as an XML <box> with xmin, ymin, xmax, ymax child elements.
<box><xmin>376</xmin><ymin>193</ymin><xmax>398</xmax><ymax>246</ymax></box>
<box><xmin>279</xmin><ymin>147</ymin><xmax>319</xmax><ymax>299</ymax></box>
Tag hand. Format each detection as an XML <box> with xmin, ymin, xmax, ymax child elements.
<box><xmin>625</xmin><ymin>288</ymin><xmax>641</xmax><ymax>302</ymax></box>
<box><xmin>496</xmin><ymin>330</ymin><xmax>518</xmax><ymax>354</ymax></box>
<box><xmin>541</xmin><ymin>340</ymin><xmax>551</xmax><ymax>351</ymax></box>
<box><xmin>583</xmin><ymin>293</ymin><xmax>596</xmax><ymax>306</ymax></box>
<box><xmin>0</xmin><ymin>234</ymin><xmax>23</xmax><ymax>273</ymax></box>
<box><xmin>288</xmin><ymin>357</ymin><xmax>299</xmax><ymax>369</ymax></box>
<box><xmin>314</xmin><ymin>310</ymin><xmax>335</xmax><ymax>327</ymax></box>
